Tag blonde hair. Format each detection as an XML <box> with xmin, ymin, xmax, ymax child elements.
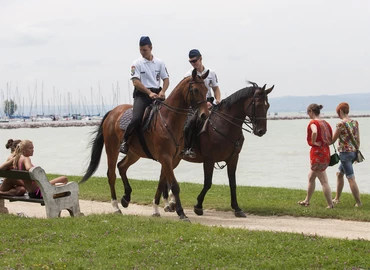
<box><xmin>13</xmin><ymin>140</ymin><xmax>33</xmax><ymax>169</ymax></box>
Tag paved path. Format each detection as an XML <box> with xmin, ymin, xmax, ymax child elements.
<box><xmin>4</xmin><ymin>200</ymin><xmax>370</xmax><ymax>241</ymax></box>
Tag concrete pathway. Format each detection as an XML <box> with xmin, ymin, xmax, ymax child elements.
<box><xmin>4</xmin><ymin>200</ymin><xmax>370</xmax><ymax>241</ymax></box>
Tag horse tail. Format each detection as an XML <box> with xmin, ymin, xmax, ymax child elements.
<box><xmin>80</xmin><ymin>110</ymin><xmax>111</xmax><ymax>184</ymax></box>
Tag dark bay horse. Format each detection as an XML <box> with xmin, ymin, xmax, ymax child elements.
<box><xmin>163</xmin><ymin>83</ymin><xmax>274</xmax><ymax>217</ymax></box>
<box><xmin>81</xmin><ymin>69</ymin><xmax>210</xmax><ymax>220</ymax></box>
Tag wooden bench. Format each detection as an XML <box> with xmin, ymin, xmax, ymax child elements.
<box><xmin>0</xmin><ymin>166</ymin><xmax>81</xmax><ymax>218</ymax></box>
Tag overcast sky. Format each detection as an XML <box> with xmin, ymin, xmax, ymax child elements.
<box><xmin>1</xmin><ymin>0</ymin><xmax>369</xmax><ymax>107</ymax></box>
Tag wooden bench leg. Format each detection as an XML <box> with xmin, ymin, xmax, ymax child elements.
<box><xmin>0</xmin><ymin>199</ymin><xmax>9</xmax><ymax>214</ymax></box>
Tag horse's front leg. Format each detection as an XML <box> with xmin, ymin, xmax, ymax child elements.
<box><xmin>194</xmin><ymin>159</ymin><xmax>214</xmax><ymax>216</ymax></box>
<box><xmin>161</xmin><ymin>159</ymin><xmax>189</xmax><ymax>221</ymax></box>
<box><xmin>117</xmin><ymin>153</ymin><xmax>140</xmax><ymax>208</ymax></box>
<box><xmin>152</xmin><ymin>170</ymin><xmax>168</xmax><ymax>217</ymax></box>
<box><xmin>227</xmin><ymin>155</ymin><xmax>246</xmax><ymax>218</ymax></box>
<box><xmin>163</xmin><ymin>157</ymin><xmax>181</xmax><ymax>212</ymax></box>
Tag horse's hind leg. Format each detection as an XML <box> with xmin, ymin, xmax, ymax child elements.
<box><xmin>194</xmin><ymin>159</ymin><xmax>214</xmax><ymax>216</ymax></box>
<box><xmin>227</xmin><ymin>155</ymin><xmax>246</xmax><ymax>218</ymax></box>
<box><xmin>106</xmin><ymin>143</ymin><xmax>122</xmax><ymax>213</ymax></box>
<box><xmin>117</xmin><ymin>153</ymin><xmax>140</xmax><ymax>208</ymax></box>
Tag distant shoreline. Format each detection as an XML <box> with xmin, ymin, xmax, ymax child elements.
<box><xmin>1</xmin><ymin>114</ymin><xmax>369</xmax><ymax>129</ymax></box>
<box><xmin>0</xmin><ymin>120</ymin><xmax>101</xmax><ymax>129</ymax></box>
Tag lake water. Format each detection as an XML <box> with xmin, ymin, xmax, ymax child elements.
<box><xmin>1</xmin><ymin>116</ymin><xmax>369</xmax><ymax>194</ymax></box>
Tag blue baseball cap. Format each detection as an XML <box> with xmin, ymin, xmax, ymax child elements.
<box><xmin>189</xmin><ymin>49</ymin><xmax>201</xmax><ymax>58</ymax></box>
<box><xmin>139</xmin><ymin>36</ymin><xmax>152</xmax><ymax>46</ymax></box>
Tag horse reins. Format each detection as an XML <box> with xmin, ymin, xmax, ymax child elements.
<box><xmin>153</xmin><ymin>80</ymin><xmax>207</xmax><ymax>158</ymax></box>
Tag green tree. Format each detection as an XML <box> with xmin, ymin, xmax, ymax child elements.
<box><xmin>4</xmin><ymin>99</ymin><xmax>18</xmax><ymax>116</ymax></box>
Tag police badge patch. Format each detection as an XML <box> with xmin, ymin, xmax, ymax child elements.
<box><xmin>131</xmin><ymin>66</ymin><xmax>136</xmax><ymax>76</ymax></box>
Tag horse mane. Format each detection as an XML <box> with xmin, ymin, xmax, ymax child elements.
<box><xmin>219</xmin><ymin>86</ymin><xmax>256</xmax><ymax>109</ymax></box>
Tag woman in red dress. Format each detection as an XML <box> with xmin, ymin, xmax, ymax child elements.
<box><xmin>298</xmin><ymin>104</ymin><xmax>334</xmax><ymax>208</ymax></box>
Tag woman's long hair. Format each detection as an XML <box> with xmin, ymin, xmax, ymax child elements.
<box><xmin>13</xmin><ymin>140</ymin><xmax>33</xmax><ymax>169</ymax></box>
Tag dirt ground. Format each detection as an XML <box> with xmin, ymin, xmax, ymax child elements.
<box><xmin>4</xmin><ymin>200</ymin><xmax>370</xmax><ymax>241</ymax></box>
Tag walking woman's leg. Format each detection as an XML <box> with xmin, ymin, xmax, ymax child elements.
<box><xmin>317</xmin><ymin>171</ymin><xmax>334</xmax><ymax>208</ymax></box>
<box><xmin>333</xmin><ymin>172</ymin><xmax>344</xmax><ymax>202</ymax></box>
<box><xmin>347</xmin><ymin>176</ymin><xmax>362</xmax><ymax>206</ymax></box>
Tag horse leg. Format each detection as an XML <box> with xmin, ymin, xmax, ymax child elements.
<box><xmin>152</xmin><ymin>169</ymin><xmax>168</xmax><ymax>217</ymax></box>
<box><xmin>105</xmin><ymin>140</ymin><xmax>122</xmax><ymax>214</ymax></box>
<box><xmin>117</xmin><ymin>153</ymin><xmax>140</xmax><ymax>208</ymax></box>
<box><xmin>163</xmin><ymin>157</ymin><xmax>181</xmax><ymax>212</ymax></box>
<box><xmin>161</xmin><ymin>158</ymin><xmax>189</xmax><ymax>221</ymax></box>
<box><xmin>227</xmin><ymin>155</ymin><xmax>246</xmax><ymax>218</ymax></box>
<box><xmin>194</xmin><ymin>159</ymin><xmax>214</xmax><ymax>216</ymax></box>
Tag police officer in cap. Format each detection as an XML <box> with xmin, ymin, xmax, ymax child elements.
<box><xmin>182</xmin><ymin>49</ymin><xmax>221</xmax><ymax>158</ymax></box>
<box><xmin>120</xmin><ymin>36</ymin><xmax>170</xmax><ymax>154</ymax></box>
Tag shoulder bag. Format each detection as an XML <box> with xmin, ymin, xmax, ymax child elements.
<box><xmin>329</xmin><ymin>144</ymin><xmax>340</xmax><ymax>166</ymax></box>
<box><xmin>344</xmin><ymin>122</ymin><xmax>365</xmax><ymax>163</ymax></box>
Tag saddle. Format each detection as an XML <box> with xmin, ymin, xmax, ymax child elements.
<box><xmin>119</xmin><ymin>101</ymin><xmax>161</xmax><ymax>160</ymax></box>
<box><xmin>119</xmin><ymin>103</ymin><xmax>158</xmax><ymax>132</ymax></box>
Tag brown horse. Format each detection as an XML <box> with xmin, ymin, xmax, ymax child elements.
<box><xmin>81</xmin><ymin>69</ymin><xmax>210</xmax><ymax>220</ymax></box>
<box><xmin>163</xmin><ymin>82</ymin><xmax>274</xmax><ymax>217</ymax></box>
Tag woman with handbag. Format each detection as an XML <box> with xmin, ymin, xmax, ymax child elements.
<box><xmin>331</xmin><ymin>102</ymin><xmax>362</xmax><ymax>207</ymax></box>
<box><xmin>298</xmin><ymin>104</ymin><xmax>334</xmax><ymax>208</ymax></box>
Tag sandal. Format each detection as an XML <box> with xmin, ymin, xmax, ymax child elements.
<box><xmin>298</xmin><ymin>201</ymin><xmax>310</xmax><ymax>207</ymax></box>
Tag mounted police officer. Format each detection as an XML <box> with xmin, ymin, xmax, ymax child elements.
<box><xmin>182</xmin><ymin>49</ymin><xmax>221</xmax><ymax>158</ymax></box>
<box><xmin>120</xmin><ymin>36</ymin><xmax>170</xmax><ymax>154</ymax></box>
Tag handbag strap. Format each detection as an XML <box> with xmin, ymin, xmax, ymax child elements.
<box><xmin>343</xmin><ymin>122</ymin><xmax>359</xmax><ymax>150</ymax></box>
<box><xmin>332</xmin><ymin>144</ymin><xmax>337</xmax><ymax>153</ymax></box>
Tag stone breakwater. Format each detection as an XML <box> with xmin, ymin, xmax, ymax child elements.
<box><xmin>0</xmin><ymin>120</ymin><xmax>101</xmax><ymax>129</ymax></box>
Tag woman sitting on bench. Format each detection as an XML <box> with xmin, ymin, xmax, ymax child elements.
<box><xmin>12</xmin><ymin>140</ymin><xmax>68</xmax><ymax>199</ymax></box>
<box><xmin>0</xmin><ymin>139</ymin><xmax>27</xmax><ymax>196</ymax></box>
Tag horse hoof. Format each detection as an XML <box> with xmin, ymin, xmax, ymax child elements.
<box><xmin>121</xmin><ymin>198</ymin><xmax>129</xmax><ymax>208</ymax></box>
<box><xmin>179</xmin><ymin>215</ymin><xmax>190</xmax><ymax>222</ymax></box>
<box><xmin>152</xmin><ymin>213</ymin><xmax>161</xmax><ymax>217</ymax></box>
<box><xmin>169</xmin><ymin>202</ymin><xmax>176</xmax><ymax>211</ymax></box>
<box><xmin>194</xmin><ymin>207</ymin><xmax>203</xmax><ymax>216</ymax></box>
<box><xmin>164</xmin><ymin>206</ymin><xmax>174</xmax><ymax>212</ymax></box>
<box><xmin>114</xmin><ymin>209</ymin><xmax>122</xmax><ymax>214</ymax></box>
<box><xmin>235</xmin><ymin>211</ymin><xmax>247</xmax><ymax>218</ymax></box>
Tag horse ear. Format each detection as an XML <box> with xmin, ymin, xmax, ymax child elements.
<box><xmin>265</xmin><ymin>85</ymin><xmax>274</xmax><ymax>95</ymax></box>
<box><xmin>262</xmin><ymin>84</ymin><xmax>266</xmax><ymax>90</ymax></box>
<box><xmin>201</xmin><ymin>70</ymin><xmax>210</xmax><ymax>80</ymax></box>
<box><xmin>192</xmin><ymin>69</ymin><xmax>197</xmax><ymax>80</ymax></box>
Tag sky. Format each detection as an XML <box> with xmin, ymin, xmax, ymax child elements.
<box><xmin>1</xmin><ymin>0</ymin><xmax>370</xmax><ymax>110</ymax></box>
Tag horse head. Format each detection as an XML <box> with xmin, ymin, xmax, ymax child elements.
<box><xmin>186</xmin><ymin>69</ymin><xmax>210</xmax><ymax>120</ymax></box>
<box><xmin>246</xmin><ymin>83</ymin><xmax>274</xmax><ymax>137</ymax></box>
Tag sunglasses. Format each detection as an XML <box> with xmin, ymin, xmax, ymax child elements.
<box><xmin>189</xmin><ymin>58</ymin><xmax>199</xmax><ymax>64</ymax></box>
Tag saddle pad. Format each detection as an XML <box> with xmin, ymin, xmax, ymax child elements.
<box><xmin>119</xmin><ymin>108</ymin><xmax>133</xmax><ymax>131</ymax></box>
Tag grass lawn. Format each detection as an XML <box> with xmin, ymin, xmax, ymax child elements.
<box><xmin>0</xmin><ymin>174</ymin><xmax>369</xmax><ymax>269</ymax></box>
<box><xmin>69</xmin><ymin>174</ymin><xmax>370</xmax><ymax>222</ymax></box>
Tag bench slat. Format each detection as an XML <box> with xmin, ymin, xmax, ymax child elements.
<box><xmin>0</xmin><ymin>194</ymin><xmax>45</xmax><ymax>205</ymax></box>
<box><xmin>0</xmin><ymin>170</ymin><xmax>33</xmax><ymax>180</ymax></box>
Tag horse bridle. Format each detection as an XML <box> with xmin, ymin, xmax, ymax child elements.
<box><xmin>149</xmin><ymin>79</ymin><xmax>207</xmax><ymax>158</ymax></box>
<box><xmin>212</xmin><ymin>87</ymin><xmax>268</xmax><ymax>134</ymax></box>
<box><xmin>187</xmin><ymin>80</ymin><xmax>207</xmax><ymax>110</ymax></box>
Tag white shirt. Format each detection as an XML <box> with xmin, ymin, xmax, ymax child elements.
<box><xmin>184</xmin><ymin>66</ymin><xmax>219</xmax><ymax>99</ymax></box>
<box><xmin>131</xmin><ymin>56</ymin><xmax>169</xmax><ymax>88</ymax></box>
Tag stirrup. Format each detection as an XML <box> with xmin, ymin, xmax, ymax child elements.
<box><xmin>184</xmin><ymin>148</ymin><xmax>196</xmax><ymax>158</ymax></box>
<box><xmin>120</xmin><ymin>141</ymin><xmax>128</xmax><ymax>154</ymax></box>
